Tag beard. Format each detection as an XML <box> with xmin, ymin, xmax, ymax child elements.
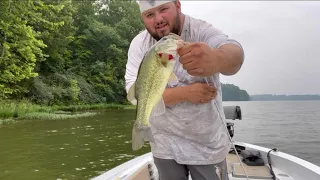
<box><xmin>147</xmin><ymin>12</ymin><xmax>181</xmax><ymax>41</ymax></box>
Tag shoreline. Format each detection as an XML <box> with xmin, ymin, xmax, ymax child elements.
<box><xmin>0</xmin><ymin>101</ymin><xmax>135</xmax><ymax>124</ymax></box>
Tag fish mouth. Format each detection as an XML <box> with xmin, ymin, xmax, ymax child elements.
<box><xmin>156</xmin><ymin>40</ymin><xmax>184</xmax><ymax>60</ymax></box>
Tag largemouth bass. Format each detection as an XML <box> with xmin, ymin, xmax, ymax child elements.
<box><xmin>127</xmin><ymin>33</ymin><xmax>184</xmax><ymax>150</ymax></box>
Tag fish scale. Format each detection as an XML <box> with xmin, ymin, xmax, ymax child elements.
<box><xmin>136</xmin><ymin>64</ymin><xmax>168</xmax><ymax>126</ymax></box>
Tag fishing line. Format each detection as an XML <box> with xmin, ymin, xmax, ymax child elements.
<box><xmin>204</xmin><ymin>77</ymin><xmax>250</xmax><ymax>180</ymax></box>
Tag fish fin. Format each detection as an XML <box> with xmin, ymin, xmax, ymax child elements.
<box><xmin>151</xmin><ymin>98</ymin><xmax>166</xmax><ymax>117</ymax></box>
<box><xmin>168</xmin><ymin>72</ymin><xmax>178</xmax><ymax>82</ymax></box>
<box><xmin>127</xmin><ymin>82</ymin><xmax>137</xmax><ymax>105</ymax></box>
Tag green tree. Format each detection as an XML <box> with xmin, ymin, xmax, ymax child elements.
<box><xmin>0</xmin><ymin>0</ymin><xmax>46</xmax><ymax>98</ymax></box>
<box><xmin>67</xmin><ymin>0</ymin><xmax>144</xmax><ymax>104</ymax></box>
<box><xmin>31</xmin><ymin>0</ymin><xmax>76</xmax><ymax>73</ymax></box>
<box><xmin>0</xmin><ymin>0</ymin><xmax>150</xmax><ymax>105</ymax></box>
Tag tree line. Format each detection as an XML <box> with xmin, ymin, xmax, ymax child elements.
<box><xmin>0</xmin><ymin>0</ymin><xmax>250</xmax><ymax>106</ymax></box>
<box><xmin>221</xmin><ymin>83</ymin><xmax>250</xmax><ymax>101</ymax></box>
<box><xmin>250</xmin><ymin>94</ymin><xmax>320</xmax><ymax>101</ymax></box>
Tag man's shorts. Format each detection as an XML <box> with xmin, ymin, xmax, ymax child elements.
<box><xmin>153</xmin><ymin>157</ymin><xmax>229</xmax><ymax>180</ymax></box>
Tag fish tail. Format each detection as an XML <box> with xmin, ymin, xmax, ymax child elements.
<box><xmin>132</xmin><ymin>121</ymin><xmax>155</xmax><ymax>150</ymax></box>
<box><xmin>139</xmin><ymin>126</ymin><xmax>155</xmax><ymax>145</ymax></box>
<box><xmin>132</xmin><ymin>121</ymin><xmax>145</xmax><ymax>151</ymax></box>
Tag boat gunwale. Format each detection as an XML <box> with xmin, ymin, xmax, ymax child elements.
<box><xmin>240</xmin><ymin>142</ymin><xmax>320</xmax><ymax>174</ymax></box>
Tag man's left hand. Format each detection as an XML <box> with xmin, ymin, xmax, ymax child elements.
<box><xmin>178</xmin><ymin>42</ymin><xmax>223</xmax><ymax>77</ymax></box>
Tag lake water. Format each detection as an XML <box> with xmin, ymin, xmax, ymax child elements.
<box><xmin>1</xmin><ymin>101</ymin><xmax>320</xmax><ymax>180</ymax></box>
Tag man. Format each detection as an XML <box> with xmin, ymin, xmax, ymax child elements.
<box><xmin>125</xmin><ymin>0</ymin><xmax>244</xmax><ymax>179</ymax></box>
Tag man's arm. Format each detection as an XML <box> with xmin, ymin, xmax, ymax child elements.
<box><xmin>178</xmin><ymin>25</ymin><xmax>244</xmax><ymax>77</ymax></box>
<box><xmin>212</xmin><ymin>43</ymin><xmax>244</xmax><ymax>76</ymax></box>
<box><xmin>163</xmin><ymin>82</ymin><xmax>217</xmax><ymax>106</ymax></box>
<box><xmin>205</xmin><ymin>25</ymin><xmax>245</xmax><ymax>76</ymax></box>
<box><xmin>124</xmin><ymin>35</ymin><xmax>145</xmax><ymax>104</ymax></box>
<box><xmin>163</xmin><ymin>86</ymin><xmax>186</xmax><ymax>106</ymax></box>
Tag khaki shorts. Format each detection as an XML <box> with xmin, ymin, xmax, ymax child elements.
<box><xmin>153</xmin><ymin>157</ymin><xmax>229</xmax><ymax>180</ymax></box>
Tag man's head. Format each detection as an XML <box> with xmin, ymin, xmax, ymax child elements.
<box><xmin>139</xmin><ymin>0</ymin><xmax>183</xmax><ymax>41</ymax></box>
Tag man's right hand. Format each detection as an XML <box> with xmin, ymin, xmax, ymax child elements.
<box><xmin>183</xmin><ymin>82</ymin><xmax>217</xmax><ymax>104</ymax></box>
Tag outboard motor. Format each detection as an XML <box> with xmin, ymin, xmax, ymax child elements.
<box><xmin>223</xmin><ymin>106</ymin><xmax>242</xmax><ymax>139</ymax></box>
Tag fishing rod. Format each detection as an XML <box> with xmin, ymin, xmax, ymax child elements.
<box><xmin>204</xmin><ymin>77</ymin><xmax>250</xmax><ymax>180</ymax></box>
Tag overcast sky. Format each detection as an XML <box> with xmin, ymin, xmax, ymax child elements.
<box><xmin>179</xmin><ymin>1</ymin><xmax>320</xmax><ymax>95</ymax></box>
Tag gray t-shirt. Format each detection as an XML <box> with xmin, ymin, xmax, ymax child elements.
<box><xmin>125</xmin><ymin>14</ymin><xmax>244</xmax><ymax>165</ymax></box>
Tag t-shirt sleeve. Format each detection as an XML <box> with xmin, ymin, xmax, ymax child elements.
<box><xmin>124</xmin><ymin>35</ymin><xmax>145</xmax><ymax>93</ymax></box>
<box><xmin>201</xmin><ymin>23</ymin><xmax>245</xmax><ymax>59</ymax></box>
